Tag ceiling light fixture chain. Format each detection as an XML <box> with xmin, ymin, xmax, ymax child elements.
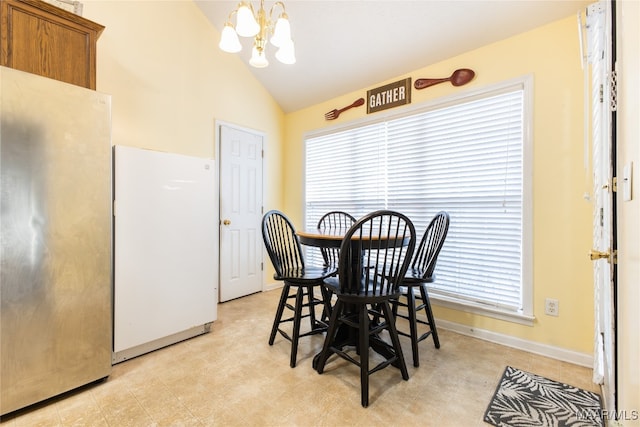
<box><xmin>218</xmin><ymin>0</ymin><xmax>295</xmax><ymax>68</ymax></box>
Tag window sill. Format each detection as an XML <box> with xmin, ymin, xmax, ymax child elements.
<box><xmin>430</xmin><ymin>293</ymin><xmax>535</xmax><ymax>326</ymax></box>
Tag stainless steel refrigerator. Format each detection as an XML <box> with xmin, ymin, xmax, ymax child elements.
<box><xmin>0</xmin><ymin>66</ymin><xmax>112</xmax><ymax>416</ymax></box>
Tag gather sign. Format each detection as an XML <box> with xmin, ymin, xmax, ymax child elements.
<box><xmin>366</xmin><ymin>78</ymin><xmax>412</xmax><ymax>114</ymax></box>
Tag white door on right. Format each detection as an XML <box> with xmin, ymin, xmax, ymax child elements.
<box><xmin>584</xmin><ymin>0</ymin><xmax>616</xmax><ymax>412</ymax></box>
<box><xmin>218</xmin><ymin>124</ymin><xmax>264</xmax><ymax>302</ymax></box>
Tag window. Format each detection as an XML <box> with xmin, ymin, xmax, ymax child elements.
<box><xmin>304</xmin><ymin>78</ymin><xmax>533</xmax><ymax>323</ymax></box>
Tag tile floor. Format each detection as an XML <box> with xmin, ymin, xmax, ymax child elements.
<box><xmin>1</xmin><ymin>289</ymin><xmax>600</xmax><ymax>426</ymax></box>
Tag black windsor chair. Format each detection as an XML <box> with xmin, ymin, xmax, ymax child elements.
<box><xmin>317</xmin><ymin>211</ymin><xmax>357</xmax><ymax>269</ymax></box>
<box><xmin>317</xmin><ymin>211</ymin><xmax>357</xmax><ymax>322</ymax></box>
<box><xmin>315</xmin><ymin>210</ymin><xmax>416</xmax><ymax>407</ymax></box>
<box><xmin>262</xmin><ymin>210</ymin><xmax>337</xmax><ymax>368</ymax></box>
<box><xmin>392</xmin><ymin>211</ymin><xmax>450</xmax><ymax>367</ymax></box>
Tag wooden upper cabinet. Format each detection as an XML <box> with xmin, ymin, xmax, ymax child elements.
<box><xmin>0</xmin><ymin>0</ymin><xmax>104</xmax><ymax>89</ymax></box>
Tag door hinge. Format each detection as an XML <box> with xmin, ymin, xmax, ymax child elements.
<box><xmin>261</xmin><ymin>262</ymin><xmax>264</xmax><ymax>271</ymax></box>
<box><xmin>609</xmin><ymin>69</ymin><xmax>618</xmax><ymax>111</ymax></box>
<box><xmin>600</xmin><ymin>207</ymin><xmax>604</xmax><ymax>227</ymax></box>
<box><xmin>599</xmin><ymin>84</ymin><xmax>604</xmax><ymax>103</ymax></box>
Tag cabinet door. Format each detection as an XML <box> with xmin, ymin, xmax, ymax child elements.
<box><xmin>0</xmin><ymin>0</ymin><xmax>104</xmax><ymax>89</ymax></box>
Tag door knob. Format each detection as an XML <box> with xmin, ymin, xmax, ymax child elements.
<box><xmin>223</xmin><ymin>219</ymin><xmax>231</xmax><ymax>226</ymax></box>
<box><xmin>589</xmin><ymin>249</ymin><xmax>610</xmax><ymax>261</ymax></box>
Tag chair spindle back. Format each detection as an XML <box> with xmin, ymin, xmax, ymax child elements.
<box><xmin>262</xmin><ymin>210</ymin><xmax>305</xmax><ymax>278</ymax></box>
<box><xmin>338</xmin><ymin>210</ymin><xmax>416</xmax><ymax>296</ymax></box>
<box><xmin>410</xmin><ymin>211</ymin><xmax>450</xmax><ymax>280</ymax></box>
<box><xmin>317</xmin><ymin>211</ymin><xmax>356</xmax><ymax>268</ymax></box>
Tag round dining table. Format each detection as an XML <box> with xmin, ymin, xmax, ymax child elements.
<box><xmin>296</xmin><ymin>228</ymin><xmax>348</xmax><ymax>248</ymax></box>
<box><xmin>297</xmin><ymin>228</ymin><xmax>410</xmax><ymax>248</ymax></box>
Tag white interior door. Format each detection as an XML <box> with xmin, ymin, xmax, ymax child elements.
<box><xmin>218</xmin><ymin>124</ymin><xmax>264</xmax><ymax>302</ymax></box>
<box><xmin>584</xmin><ymin>0</ymin><xmax>616</xmax><ymax>411</ymax></box>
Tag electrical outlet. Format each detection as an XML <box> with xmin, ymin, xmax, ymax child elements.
<box><xmin>545</xmin><ymin>298</ymin><xmax>559</xmax><ymax>316</ymax></box>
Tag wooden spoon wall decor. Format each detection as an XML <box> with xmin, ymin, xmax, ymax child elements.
<box><xmin>414</xmin><ymin>68</ymin><xmax>475</xmax><ymax>90</ymax></box>
<box><xmin>324</xmin><ymin>97</ymin><xmax>365</xmax><ymax>120</ymax></box>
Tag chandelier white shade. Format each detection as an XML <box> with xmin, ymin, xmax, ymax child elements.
<box><xmin>219</xmin><ymin>23</ymin><xmax>242</xmax><ymax>53</ymax></box>
<box><xmin>270</xmin><ymin>16</ymin><xmax>291</xmax><ymax>47</ymax></box>
<box><xmin>250</xmin><ymin>46</ymin><xmax>269</xmax><ymax>68</ymax></box>
<box><xmin>274</xmin><ymin>39</ymin><xmax>295</xmax><ymax>64</ymax></box>
<box><xmin>235</xmin><ymin>4</ymin><xmax>260</xmax><ymax>37</ymax></box>
<box><xmin>219</xmin><ymin>1</ymin><xmax>296</xmax><ymax>67</ymax></box>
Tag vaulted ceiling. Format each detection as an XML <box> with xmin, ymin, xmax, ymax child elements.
<box><xmin>195</xmin><ymin>0</ymin><xmax>591</xmax><ymax>113</ymax></box>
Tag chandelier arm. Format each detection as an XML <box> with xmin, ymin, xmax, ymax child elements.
<box><xmin>245</xmin><ymin>1</ymin><xmax>256</xmax><ymax>16</ymax></box>
<box><xmin>226</xmin><ymin>9</ymin><xmax>238</xmax><ymax>23</ymax></box>
<box><xmin>269</xmin><ymin>1</ymin><xmax>286</xmax><ymax>19</ymax></box>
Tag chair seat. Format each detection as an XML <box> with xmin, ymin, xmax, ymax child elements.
<box><xmin>323</xmin><ymin>276</ymin><xmax>340</xmax><ymax>291</ymax></box>
<box><xmin>325</xmin><ymin>276</ymin><xmax>400</xmax><ymax>301</ymax></box>
<box><xmin>276</xmin><ymin>266</ymin><xmax>337</xmax><ymax>284</ymax></box>
<box><xmin>403</xmin><ymin>267</ymin><xmax>435</xmax><ymax>284</ymax></box>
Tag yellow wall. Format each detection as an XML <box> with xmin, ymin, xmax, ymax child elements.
<box><xmin>283</xmin><ymin>17</ymin><xmax>594</xmax><ymax>355</ymax></box>
<box><xmin>82</xmin><ymin>0</ymin><xmax>284</xmax><ymax>207</ymax></box>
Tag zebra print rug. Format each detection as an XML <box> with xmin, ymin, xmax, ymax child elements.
<box><xmin>484</xmin><ymin>366</ymin><xmax>603</xmax><ymax>427</ymax></box>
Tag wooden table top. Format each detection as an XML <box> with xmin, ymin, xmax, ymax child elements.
<box><xmin>296</xmin><ymin>228</ymin><xmax>410</xmax><ymax>248</ymax></box>
<box><xmin>296</xmin><ymin>228</ymin><xmax>347</xmax><ymax>248</ymax></box>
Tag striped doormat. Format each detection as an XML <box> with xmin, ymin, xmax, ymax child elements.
<box><xmin>484</xmin><ymin>366</ymin><xmax>603</xmax><ymax>427</ymax></box>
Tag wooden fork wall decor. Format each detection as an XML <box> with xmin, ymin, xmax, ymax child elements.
<box><xmin>324</xmin><ymin>98</ymin><xmax>365</xmax><ymax>120</ymax></box>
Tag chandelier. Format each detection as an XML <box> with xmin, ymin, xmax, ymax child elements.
<box><xmin>218</xmin><ymin>1</ymin><xmax>295</xmax><ymax>68</ymax></box>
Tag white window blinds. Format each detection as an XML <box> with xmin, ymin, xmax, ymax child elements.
<box><xmin>305</xmin><ymin>84</ymin><xmax>529</xmax><ymax>314</ymax></box>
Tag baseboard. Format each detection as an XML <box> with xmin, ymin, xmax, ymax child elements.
<box><xmin>436</xmin><ymin>318</ymin><xmax>593</xmax><ymax>368</ymax></box>
<box><xmin>264</xmin><ymin>282</ymin><xmax>282</xmax><ymax>292</ymax></box>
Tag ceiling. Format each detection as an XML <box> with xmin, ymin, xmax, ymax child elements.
<box><xmin>195</xmin><ymin>0</ymin><xmax>591</xmax><ymax>113</ymax></box>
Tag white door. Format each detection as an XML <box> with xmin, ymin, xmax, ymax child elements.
<box><xmin>583</xmin><ymin>1</ymin><xmax>616</xmax><ymax>411</ymax></box>
<box><xmin>218</xmin><ymin>124</ymin><xmax>264</xmax><ymax>302</ymax></box>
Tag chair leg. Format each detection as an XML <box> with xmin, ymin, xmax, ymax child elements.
<box><xmin>320</xmin><ymin>287</ymin><xmax>334</xmax><ymax>323</ymax></box>
<box><xmin>391</xmin><ymin>294</ymin><xmax>400</xmax><ymax>318</ymax></box>
<box><xmin>269</xmin><ymin>284</ymin><xmax>290</xmax><ymax>345</ymax></box>
<box><xmin>406</xmin><ymin>288</ymin><xmax>420</xmax><ymax>367</ymax></box>
<box><xmin>359</xmin><ymin>304</ymin><xmax>370</xmax><ymax>408</ymax></box>
<box><xmin>420</xmin><ymin>285</ymin><xmax>440</xmax><ymax>349</ymax></box>
<box><xmin>316</xmin><ymin>300</ymin><xmax>343</xmax><ymax>374</ymax></box>
<box><xmin>290</xmin><ymin>286</ymin><xmax>304</xmax><ymax>368</ymax></box>
<box><xmin>306</xmin><ymin>286</ymin><xmax>318</xmax><ymax>329</ymax></box>
<box><xmin>381</xmin><ymin>301</ymin><xmax>409</xmax><ymax>381</ymax></box>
